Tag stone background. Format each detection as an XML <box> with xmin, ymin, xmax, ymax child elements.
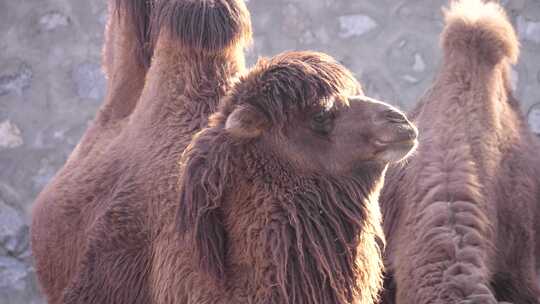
<box><xmin>0</xmin><ymin>0</ymin><xmax>539</xmax><ymax>303</ymax></box>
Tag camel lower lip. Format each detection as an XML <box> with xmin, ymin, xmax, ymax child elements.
<box><xmin>375</xmin><ymin>139</ymin><xmax>418</xmax><ymax>163</ymax></box>
<box><xmin>374</xmin><ymin>139</ymin><xmax>417</xmax><ymax>147</ymax></box>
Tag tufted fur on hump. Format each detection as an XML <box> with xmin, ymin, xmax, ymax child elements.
<box><xmin>151</xmin><ymin>0</ymin><xmax>252</xmax><ymax>54</ymax></box>
<box><xmin>441</xmin><ymin>0</ymin><xmax>519</xmax><ymax>65</ymax></box>
<box><xmin>178</xmin><ymin>51</ymin><xmax>385</xmax><ymax>304</ymax></box>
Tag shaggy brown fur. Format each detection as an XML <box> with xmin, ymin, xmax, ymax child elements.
<box><xmin>152</xmin><ymin>0</ymin><xmax>252</xmax><ymax>54</ymax></box>
<box><xmin>34</xmin><ymin>43</ymin><xmax>417</xmax><ymax>303</ymax></box>
<box><xmin>163</xmin><ymin>51</ymin><xmax>417</xmax><ymax>303</ymax></box>
<box><xmin>31</xmin><ymin>1</ymin><xmax>251</xmax><ymax>303</ymax></box>
<box><xmin>379</xmin><ymin>1</ymin><xmax>540</xmax><ymax>303</ymax></box>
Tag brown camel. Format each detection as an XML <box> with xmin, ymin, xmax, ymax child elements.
<box><xmin>31</xmin><ymin>0</ymin><xmax>251</xmax><ymax>303</ymax></box>
<box><xmin>31</xmin><ymin>1</ymin><xmax>153</xmax><ymax>302</ymax></box>
<box><xmin>60</xmin><ymin>48</ymin><xmax>416</xmax><ymax>303</ymax></box>
<box><xmin>379</xmin><ymin>0</ymin><xmax>540</xmax><ymax>303</ymax></box>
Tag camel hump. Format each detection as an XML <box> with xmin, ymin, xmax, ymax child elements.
<box><xmin>113</xmin><ymin>0</ymin><xmax>153</xmax><ymax>67</ymax></box>
<box><xmin>441</xmin><ymin>0</ymin><xmax>519</xmax><ymax>65</ymax></box>
<box><xmin>152</xmin><ymin>0</ymin><xmax>252</xmax><ymax>53</ymax></box>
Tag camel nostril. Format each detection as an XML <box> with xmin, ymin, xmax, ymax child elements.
<box><xmin>394</xmin><ymin>122</ymin><xmax>417</xmax><ymax>139</ymax></box>
<box><xmin>404</xmin><ymin>126</ymin><xmax>418</xmax><ymax>140</ymax></box>
<box><xmin>384</xmin><ymin>109</ymin><xmax>407</xmax><ymax>124</ymax></box>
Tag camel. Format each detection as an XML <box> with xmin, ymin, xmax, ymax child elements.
<box><xmin>32</xmin><ymin>0</ymin><xmax>419</xmax><ymax>302</ymax></box>
<box><xmin>379</xmin><ymin>0</ymin><xmax>540</xmax><ymax>303</ymax></box>
<box><xmin>61</xmin><ymin>48</ymin><xmax>417</xmax><ymax>303</ymax></box>
<box><xmin>31</xmin><ymin>0</ymin><xmax>420</xmax><ymax>301</ymax></box>
<box><xmin>174</xmin><ymin>50</ymin><xmax>418</xmax><ymax>303</ymax></box>
<box><xmin>31</xmin><ymin>0</ymin><xmax>251</xmax><ymax>303</ymax></box>
<box><xmin>31</xmin><ymin>1</ymin><xmax>153</xmax><ymax>302</ymax></box>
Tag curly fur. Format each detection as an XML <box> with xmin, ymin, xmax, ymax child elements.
<box><xmin>217</xmin><ymin>52</ymin><xmax>361</xmax><ymax>125</ymax></box>
<box><xmin>379</xmin><ymin>1</ymin><xmax>540</xmax><ymax>303</ymax></box>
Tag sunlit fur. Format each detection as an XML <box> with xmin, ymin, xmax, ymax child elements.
<box><xmin>442</xmin><ymin>0</ymin><xmax>519</xmax><ymax>65</ymax></box>
<box><xmin>379</xmin><ymin>1</ymin><xmax>540</xmax><ymax>303</ymax></box>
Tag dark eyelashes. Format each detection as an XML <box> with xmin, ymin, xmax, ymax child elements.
<box><xmin>313</xmin><ymin>112</ymin><xmax>328</xmax><ymax>124</ymax></box>
<box><xmin>311</xmin><ymin>110</ymin><xmax>335</xmax><ymax>135</ymax></box>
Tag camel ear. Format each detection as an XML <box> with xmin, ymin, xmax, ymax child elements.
<box><xmin>178</xmin><ymin>149</ymin><xmax>227</xmax><ymax>282</ymax></box>
<box><xmin>225</xmin><ymin>105</ymin><xmax>268</xmax><ymax>139</ymax></box>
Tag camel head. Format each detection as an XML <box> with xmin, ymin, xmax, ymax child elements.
<box><xmin>220</xmin><ymin>51</ymin><xmax>418</xmax><ymax>176</ymax></box>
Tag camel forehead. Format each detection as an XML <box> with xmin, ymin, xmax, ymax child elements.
<box><xmin>232</xmin><ymin>52</ymin><xmax>359</xmax><ymax>113</ymax></box>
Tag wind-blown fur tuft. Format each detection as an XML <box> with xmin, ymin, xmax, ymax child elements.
<box><xmin>113</xmin><ymin>0</ymin><xmax>153</xmax><ymax>67</ymax></box>
<box><xmin>152</xmin><ymin>0</ymin><xmax>252</xmax><ymax>53</ymax></box>
<box><xmin>441</xmin><ymin>0</ymin><xmax>519</xmax><ymax>65</ymax></box>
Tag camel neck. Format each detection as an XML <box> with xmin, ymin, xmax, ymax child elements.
<box><xmin>227</xmin><ymin>151</ymin><xmax>385</xmax><ymax>304</ymax></box>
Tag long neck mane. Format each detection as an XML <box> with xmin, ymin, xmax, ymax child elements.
<box><xmin>241</xmin><ymin>150</ymin><xmax>385</xmax><ymax>304</ymax></box>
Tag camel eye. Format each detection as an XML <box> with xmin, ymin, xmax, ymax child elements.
<box><xmin>313</xmin><ymin>112</ymin><xmax>327</xmax><ymax>123</ymax></box>
<box><xmin>311</xmin><ymin>111</ymin><xmax>334</xmax><ymax>135</ymax></box>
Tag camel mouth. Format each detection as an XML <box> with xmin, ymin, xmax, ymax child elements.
<box><xmin>374</xmin><ymin>138</ymin><xmax>416</xmax><ymax>147</ymax></box>
<box><xmin>373</xmin><ymin>124</ymin><xmax>418</xmax><ymax>163</ymax></box>
<box><xmin>375</xmin><ymin>138</ymin><xmax>418</xmax><ymax>152</ymax></box>
<box><xmin>373</xmin><ymin>122</ymin><xmax>418</xmax><ymax>147</ymax></box>
<box><xmin>374</xmin><ymin>137</ymin><xmax>418</xmax><ymax>163</ymax></box>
